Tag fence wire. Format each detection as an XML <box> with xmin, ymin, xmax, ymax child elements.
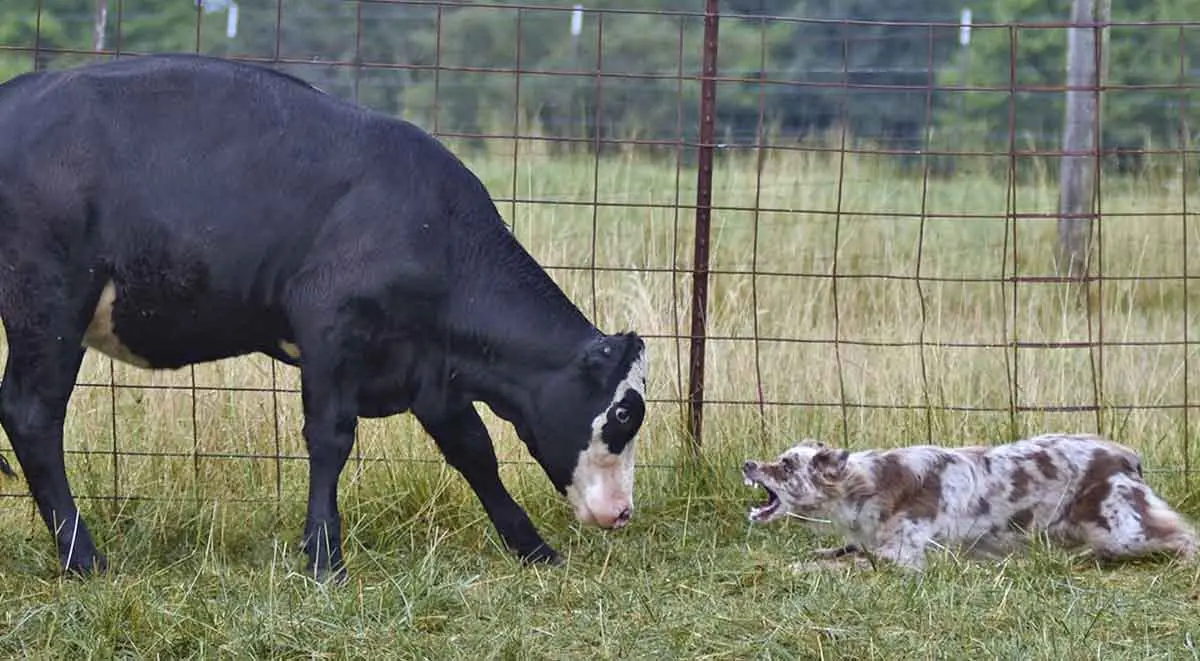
<box><xmin>1</xmin><ymin>1</ymin><xmax>1198</xmax><ymax>508</ymax></box>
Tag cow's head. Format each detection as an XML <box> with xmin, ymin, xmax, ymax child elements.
<box><xmin>520</xmin><ymin>331</ymin><xmax>647</xmax><ymax>530</ymax></box>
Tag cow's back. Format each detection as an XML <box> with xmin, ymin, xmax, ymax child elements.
<box><xmin>0</xmin><ymin>55</ymin><xmax>488</xmax><ymax>367</ymax></box>
<box><xmin>2</xmin><ymin>54</ymin><xmax>460</xmax><ymax>258</ymax></box>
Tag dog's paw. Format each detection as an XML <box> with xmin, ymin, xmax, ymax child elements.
<box><xmin>788</xmin><ymin>556</ymin><xmax>871</xmax><ymax>574</ymax></box>
<box><xmin>811</xmin><ymin>544</ymin><xmax>861</xmax><ymax>559</ymax></box>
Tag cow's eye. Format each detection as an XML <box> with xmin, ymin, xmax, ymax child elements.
<box><xmin>614</xmin><ymin>406</ymin><xmax>630</xmax><ymax>424</ymax></box>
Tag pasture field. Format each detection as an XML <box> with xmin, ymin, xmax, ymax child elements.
<box><xmin>2</xmin><ymin>142</ymin><xmax>1200</xmax><ymax>659</ymax></box>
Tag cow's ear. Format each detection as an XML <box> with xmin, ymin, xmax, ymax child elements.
<box><xmin>580</xmin><ymin>333</ymin><xmax>640</xmax><ymax>384</ymax></box>
<box><xmin>581</xmin><ymin>336</ymin><xmax>620</xmax><ymax>380</ymax></box>
<box><xmin>617</xmin><ymin>331</ymin><xmax>645</xmax><ymax>356</ymax></box>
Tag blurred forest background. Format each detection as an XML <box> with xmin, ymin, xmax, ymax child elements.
<box><xmin>1</xmin><ymin>0</ymin><xmax>1197</xmax><ymax>169</ymax></box>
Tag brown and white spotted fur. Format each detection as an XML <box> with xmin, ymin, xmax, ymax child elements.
<box><xmin>741</xmin><ymin>433</ymin><xmax>1198</xmax><ymax>571</ymax></box>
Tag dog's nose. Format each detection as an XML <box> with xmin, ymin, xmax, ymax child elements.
<box><xmin>743</xmin><ymin>461</ymin><xmax>756</xmax><ymax>473</ymax></box>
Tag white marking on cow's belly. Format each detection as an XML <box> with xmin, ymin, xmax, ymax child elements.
<box><xmin>279</xmin><ymin>341</ymin><xmax>302</xmax><ymax>360</ymax></box>
<box><xmin>81</xmin><ymin>281</ymin><xmax>153</xmax><ymax>368</ymax></box>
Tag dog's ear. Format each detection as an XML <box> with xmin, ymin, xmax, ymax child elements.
<box><xmin>811</xmin><ymin>448</ymin><xmax>850</xmax><ymax>481</ymax></box>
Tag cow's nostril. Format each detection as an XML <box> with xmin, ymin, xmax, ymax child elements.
<box><xmin>616</xmin><ymin>507</ymin><xmax>632</xmax><ymax>525</ymax></box>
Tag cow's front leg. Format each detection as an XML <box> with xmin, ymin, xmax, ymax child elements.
<box><xmin>416</xmin><ymin>405</ymin><xmax>560</xmax><ymax>565</ymax></box>
<box><xmin>297</xmin><ymin>359</ymin><xmax>359</xmax><ymax>583</ymax></box>
<box><xmin>0</xmin><ymin>337</ymin><xmax>103</xmax><ymax>575</ymax></box>
<box><xmin>0</xmin><ymin>281</ymin><xmax>104</xmax><ymax>576</ymax></box>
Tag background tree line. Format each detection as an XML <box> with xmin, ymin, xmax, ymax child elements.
<box><xmin>2</xmin><ymin>0</ymin><xmax>1198</xmax><ymax>169</ymax></box>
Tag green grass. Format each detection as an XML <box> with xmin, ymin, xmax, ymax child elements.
<box><xmin>3</xmin><ymin>143</ymin><xmax>1200</xmax><ymax>659</ymax></box>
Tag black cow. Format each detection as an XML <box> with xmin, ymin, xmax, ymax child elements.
<box><xmin>0</xmin><ymin>54</ymin><xmax>647</xmax><ymax>580</ymax></box>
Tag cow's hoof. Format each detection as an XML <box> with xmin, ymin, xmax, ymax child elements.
<box><xmin>309</xmin><ymin>566</ymin><xmax>349</xmax><ymax>586</ymax></box>
<box><xmin>63</xmin><ymin>552</ymin><xmax>108</xmax><ymax>577</ymax></box>
<box><xmin>518</xmin><ymin>544</ymin><xmax>562</xmax><ymax>566</ymax></box>
<box><xmin>305</xmin><ymin>557</ymin><xmax>348</xmax><ymax>585</ymax></box>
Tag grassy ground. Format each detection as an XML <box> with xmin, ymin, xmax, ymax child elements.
<box><xmin>2</xmin><ymin>143</ymin><xmax>1200</xmax><ymax>659</ymax></box>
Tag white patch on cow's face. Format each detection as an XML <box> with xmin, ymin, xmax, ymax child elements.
<box><xmin>82</xmin><ymin>281</ymin><xmax>153</xmax><ymax>368</ymax></box>
<box><xmin>566</xmin><ymin>436</ymin><xmax>638</xmax><ymax>528</ymax></box>
<box><xmin>565</xmin><ymin>350</ymin><xmax>646</xmax><ymax>529</ymax></box>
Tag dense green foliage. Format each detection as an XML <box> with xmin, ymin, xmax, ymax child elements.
<box><xmin>940</xmin><ymin>0</ymin><xmax>1200</xmax><ymax>157</ymax></box>
<box><xmin>3</xmin><ymin>0</ymin><xmax>1198</xmax><ymax>159</ymax></box>
<box><xmin>0</xmin><ymin>0</ymin><xmax>1192</xmax><ymax>162</ymax></box>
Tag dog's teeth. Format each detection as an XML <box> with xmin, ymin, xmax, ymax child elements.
<box><xmin>744</xmin><ymin>478</ymin><xmax>754</xmax><ymax>487</ymax></box>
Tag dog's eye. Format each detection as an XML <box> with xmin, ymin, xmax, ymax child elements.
<box><xmin>614</xmin><ymin>406</ymin><xmax>630</xmax><ymax>424</ymax></box>
<box><xmin>781</xmin><ymin>456</ymin><xmax>797</xmax><ymax>469</ymax></box>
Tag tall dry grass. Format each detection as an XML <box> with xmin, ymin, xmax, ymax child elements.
<box><xmin>2</xmin><ymin>142</ymin><xmax>1198</xmax><ymax>514</ymax></box>
<box><xmin>3</xmin><ymin>140</ymin><xmax>1200</xmax><ymax>661</ymax></box>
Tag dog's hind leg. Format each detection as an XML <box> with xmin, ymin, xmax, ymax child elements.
<box><xmin>1122</xmin><ymin>502</ymin><xmax>1197</xmax><ymax>562</ymax></box>
<box><xmin>1073</xmin><ymin>482</ymin><xmax>1197</xmax><ymax>563</ymax></box>
<box><xmin>1135</xmin><ymin>488</ymin><xmax>1198</xmax><ymax>561</ymax></box>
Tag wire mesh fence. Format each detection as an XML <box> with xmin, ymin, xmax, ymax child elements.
<box><xmin>1</xmin><ymin>0</ymin><xmax>1198</xmax><ymax>506</ymax></box>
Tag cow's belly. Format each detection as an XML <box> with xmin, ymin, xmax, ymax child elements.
<box><xmin>82</xmin><ymin>279</ymin><xmax>285</xmax><ymax>370</ymax></box>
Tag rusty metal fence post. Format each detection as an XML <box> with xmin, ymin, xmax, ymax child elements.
<box><xmin>685</xmin><ymin>0</ymin><xmax>720</xmax><ymax>452</ymax></box>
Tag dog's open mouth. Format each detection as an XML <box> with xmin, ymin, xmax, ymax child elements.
<box><xmin>745</xmin><ymin>477</ymin><xmax>781</xmax><ymax>522</ymax></box>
